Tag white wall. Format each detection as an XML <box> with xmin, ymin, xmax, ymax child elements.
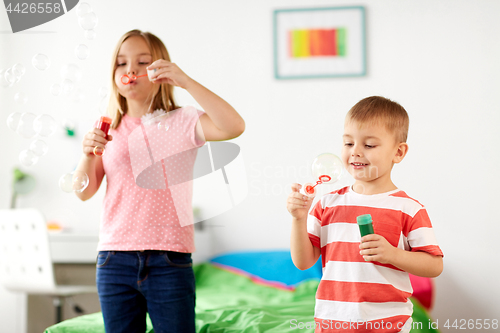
<box><xmin>1</xmin><ymin>0</ymin><xmax>499</xmax><ymax>331</ymax></box>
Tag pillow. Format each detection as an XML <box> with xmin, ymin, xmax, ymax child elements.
<box><xmin>209</xmin><ymin>249</ymin><xmax>322</xmax><ymax>289</ymax></box>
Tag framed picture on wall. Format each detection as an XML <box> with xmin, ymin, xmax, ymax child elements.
<box><xmin>273</xmin><ymin>6</ymin><xmax>366</xmax><ymax>79</ymax></box>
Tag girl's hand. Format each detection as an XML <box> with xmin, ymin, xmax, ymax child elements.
<box><xmin>359</xmin><ymin>234</ymin><xmax>398</xmax><ymax>264</ymax></box>
<box><xmin>82</xmin><ymin>128</ymin><xmax>113</xmax><ymax>156</ymax></box>
<box><xmin>287</xmin><ymin>183</ymin><xmax>314</xmax><ymax>221</ymax></box>
<box><xmin>147</xmin><ymin>60</ymin><xmax>192</xmax><ymax>89</ymax></box>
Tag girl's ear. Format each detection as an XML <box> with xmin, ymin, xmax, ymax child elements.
<box><xmin>394</xmin><ymin>142</ymin><xmax>409</xmax><ymax>164</ymax></box>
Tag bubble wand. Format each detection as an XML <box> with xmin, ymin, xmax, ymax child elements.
<box><xmin>120</xmin><ymin>74</ymin><xmax>148</xmax><ymax>85</ymax></box>
<box><xmin>121</xmin><ymin>68</ymin><xmax>157</xmax><ymax>85</ymax></box>
<box><xmin>303</xmin><ymin>175</ymin><xmax>332</xmax><ymax>196</ymax></box>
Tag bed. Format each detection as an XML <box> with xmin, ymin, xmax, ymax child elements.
<box><xmin>44</xmin><ymin>250</ymin><xmax>439</xmax><ymax>332</ymax></box>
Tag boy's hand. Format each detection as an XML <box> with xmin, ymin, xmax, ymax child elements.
<box><xmin>287</xmin><ymin>183</ymin><xmax>314</xmax><ymax>221</ymax></box>
<box><xmin>359</xmin><ymin>234</ymin><xmax>398</xmax><ymax>264</ymax></box>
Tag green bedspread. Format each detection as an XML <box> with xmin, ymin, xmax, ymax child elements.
<box><xmin>45</xmin><ymin>263</ymin><xmax>438</xmax><ymax>332</ymax></box>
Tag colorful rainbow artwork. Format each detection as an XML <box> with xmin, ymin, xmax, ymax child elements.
<box><xmin>288</xmin><ymin>28</ymin><xmax>347</xmax><ymax>58</ymax></box>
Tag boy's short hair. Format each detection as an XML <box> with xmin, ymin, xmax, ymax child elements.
<box><xmin>346</xmin><ymin>96</ymin><xmax>409</xmax><ymax>143</ymax></box>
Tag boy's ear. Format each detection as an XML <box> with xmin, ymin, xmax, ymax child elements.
<box><xmin>393</xmin><ymin>142</ymin><xmax>409</xmax><ymax>164</ymax></box>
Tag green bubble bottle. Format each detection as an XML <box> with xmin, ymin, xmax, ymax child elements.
<box><xmin>357</xmin><ymin>214</ymin><xmax>374</xmax><ymax>237</ymax></box>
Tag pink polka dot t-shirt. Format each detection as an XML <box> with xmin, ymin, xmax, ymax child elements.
<box><xmin>98</xmin><ymin>106</ymin><xmax>205</xmax><ymax>252</ymax></box>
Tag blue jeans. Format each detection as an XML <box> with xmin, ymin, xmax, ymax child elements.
<box><xmin>96</xmin><ymin>251</ymin><xmax>195</xmax><ymax>333</ymax></box>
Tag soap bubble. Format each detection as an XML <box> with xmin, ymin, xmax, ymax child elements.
<box><xmin>157</xmin><ymin>122</ymin><xmax>170</xmax><ymax>132</ymax></box>
<box><xmin>75</xmin><ymin>44</ymin><xmax>89</xmax><ymax>60</ymax></box>
<box><xmin>50</xmin><ymin>83</ymin><xmax>61</xmax><ymax>96</ymax></box>
<box><xmin>311</xmin><ymin>153</ymin><xmax>343</xmax><ymax>183</ymax></box>
<box><xmin>62</xmin><ymin>79</ymin><xmax>75</xmax><ymax>95</ymax></box>
<box><xmin>93</xmin><ymin>146</ymin><xmax>105</xmax><ymax>156</ymax></box>
<box><xmin>4</xmin><ymin>68</ymin><xmax>16</xmax><ymax>84</ymax></box>
<box><xmin>32</xmin><ymin>53</ymin><xmax>51</xmax><ymax>71</ymax></box>
<box><xmin>78</xmin><ymin>12</ymin><xmax>98</xmax><ymax>30</ymax></box>
<box><xmin>12</xmin><ymin>63</ymin><xmax>25</xmax><ymax>78</ymax></box>
<box><xmin>59</xmin><ymin>171</ymin><xmax>89</xmax><ymax>193</ymax></box>
<box><xmin>60</xmin><ymin>63</ymin><xmax>82</xmax><ymax>82</ymax></box>
<box><xmin>19</xmin><ymin>149</ymin><xmax>38</xmax><ymax>167</ymax></box>
<box><xmin>17</xmin><ymin>112</ymin><xmax>37</xmax><ymax>139</ymax></box>
<box><xmin>304</xmin><ymin>153</ymin><xmax>344</xmax><ymax>197</ymax></box>
<box><xmin>73</xmin><ymin>172</ymin><xmax>89</xmax><ymax>193</ymax></box>
<box><xmin>153</xmin><ymin>112</ymin><xmax>171</xmax><ymax>131</ymax></box>
<box><xmin>76</xmin><ymin>2</ymin><xmax>92</xmax><ymax>17</ymax></box>
<box><xmin>0</xmin><ymin>69</ymin><xmax>13</xmax><ymax>87</ymax></box>
<box><xmin>6</xmin><ymin>112</ymin><xmax>22</xmax><ymax>131</ymax></box>
<box><xmin>14</xmin><ymin>92</ymin><xmax>28</xmax><ymax>105</ymax></box>
<box><xmin>30</xmin><ymin>139</ymin><xmax>48</xmax><ymax>156</ymax></box>
<box><xmin>33</xmin><ymin>114</ymin><xmax>57</xmax><ymax>137</ymax></box>
<box><xmin>84</xmin><ymin>29</ymin><xmax>96</xmax><ymax>40</ymax></box>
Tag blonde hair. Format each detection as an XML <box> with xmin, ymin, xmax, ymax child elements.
<box><xmin>346</xmin><ymin>96</ymin><xmax>409</xmax><ymax>143</ymax></box>
<box><xmin>107</xmin><ymin>29</ymin><xmax>178</xmax><ymax>129</ymax></box>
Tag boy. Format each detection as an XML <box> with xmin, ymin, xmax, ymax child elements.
<box><xmin>287</xmin><ymin>96</ymin><xmax>443</xmax><ymax>332</ymax></box>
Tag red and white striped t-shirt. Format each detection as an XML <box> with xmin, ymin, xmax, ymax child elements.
<box><xmin>307</xmin><ymin>186</ymin><xmax>443</xmax><ymax>333</ymax></box>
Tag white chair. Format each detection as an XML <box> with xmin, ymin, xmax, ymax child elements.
<box><xmin>0</xmin><ymin>208</ymin><xmax>97</xmax><ymax>323</ymax></box>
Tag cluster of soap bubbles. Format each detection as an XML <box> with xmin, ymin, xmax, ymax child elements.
<box><xmin>74</xmin><ymin>2</ymin><xmax>98</xmax><ymax>61</ymax></box>
<box><xmin>3</xmin><ymin>2</ymin><xmax>99</xmax><ymax>194</ymax></box>
<box><xmin>32</xmin><ymin>52</ymin><xmax>86</xmax><ymax>104</ymax></box>
<box><xmin>59</xmin><ymin>170</ymin><xmax>89</xmax><ymax>193</ymax></box>
<box><xmin>6</xmin><ymin>112</ymin><xmax>57</xmax><ymax>167</ymax></box>
<box><xmin>51</xmin><ymin>63</ymin><xmax>85</xmax><ymax>103</ymax></box>
<box><xmin>0</xmin><ymin>63</ymin><xmax>26</xmax><ymax>88</ymax></box>
<box><xmin>77</xmin><ymin>2</ymin><xmax>98</xmax><ymax>37</ymax></box>
<box><xmin>32</xmin><ymin>47</ymin><xmax>86</xmax><ymax>103</ymax></box>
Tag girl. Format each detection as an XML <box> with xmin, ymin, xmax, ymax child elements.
<box><xmin>75</xmin><ymin>29</ymin><xmax>245</xmax><ymax>333</ymax></box>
